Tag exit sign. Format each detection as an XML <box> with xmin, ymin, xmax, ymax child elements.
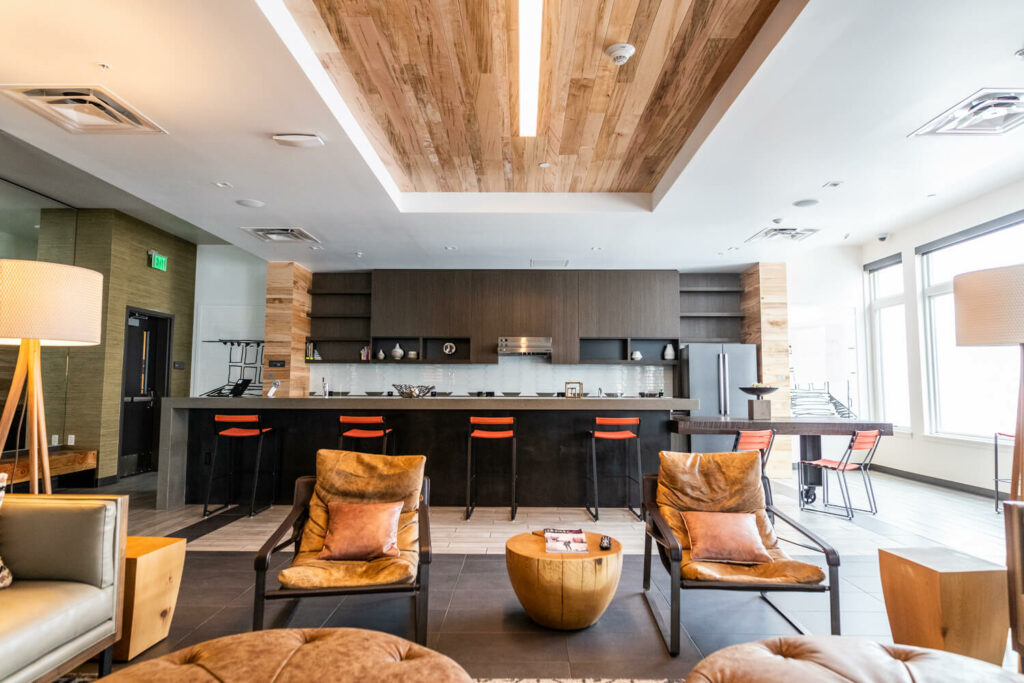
<box><xmin>148</xmin><ymin>250</ymin><xmax>168</xmax><ymax>271</ymax></box>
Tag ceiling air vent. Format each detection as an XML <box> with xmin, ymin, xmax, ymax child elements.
<box><xmin>529</xmin><ymin>258</ymin><xmax>569</xmax><ymax>268</ymax></box>
<box><xmin>912</xmin><ymin>89</ymin><xmax>1024</xmax><ymax>136</ymax></box>
<box><xmin>745</xmin><ymin>227</ymin><xmax>819</xmax><ymax>243</ymax></box>
<box><xmin>241</xmin><ymin>227</ymin><xmax>321</xmax><ymax>244</ymax></box>
<box><xmin>0</xmin><ymin>85</ymin><xmax>163</xmax><ymax>134</ymax></box>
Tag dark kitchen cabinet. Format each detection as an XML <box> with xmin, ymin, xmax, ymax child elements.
<box><xmin>578</xmin><ymin>270</ymin><xmax>677</xmax><ymax>338</ymax></box>
<box><xmin>470</xmin><ymin>270</ymin><xmax>579</xmax><ymax>364</ymax></box>
<box><xmin>371</xmin><ymin>270</ymin><xmax>472</xmax><ymax>337</ymax></box>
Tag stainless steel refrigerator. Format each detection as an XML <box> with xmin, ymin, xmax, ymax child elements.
<box><xmin>680</xmin><ymin>343</ymin><xmax>758</xmax><ymax>452</ymax></box>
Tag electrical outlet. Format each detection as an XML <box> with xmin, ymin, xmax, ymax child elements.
<box><xmin>51</xmin><ymin>434</ymin><xmax>58</xmax><ymax>446</ymax></box>
<box><xmin>67</xmin><ymin>434</ymin><xmax>75</xmax><ymax>446</ymax></box>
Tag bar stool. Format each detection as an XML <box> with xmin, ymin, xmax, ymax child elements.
<box><xmin>733</xmin><ymin>429</ymin><xmax>776</xmax><ymax>505</ymax></box>
<box><xmin>586</xmin><ymin>417</ymin><xmax>643</xmax><ymax>521</ymax></box>
<box><xmin>465</xmin><ymin>417</ymin><xmax>517</xmax><ymax>521</ymax></box>
<box><xmin>203</xmin><ymin>414</ymin><xmax>275</xmax><ymax>518</ymax></box>
<box><xmin>338</xmin><ymin>415</ymin><xmax>392</xmax><ymax>454</ymax></box>
<box><xmin>995</xmin><ymin>432</ymin><xmax>1015</xmax><ymax>512</ymax></box>
<box><xmin>799</xmin><ymin>430</ymin><xmax>881</xmax><ymax>519</ymax></box>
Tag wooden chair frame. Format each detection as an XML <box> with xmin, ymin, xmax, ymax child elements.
<box><xmin>252</xmin><ymin>475</ymin><xmax>431</xmax><ymax>644</ymax></box>
<box><xmin>641</xmin><ymin>474</ymin><xmax>841</xmax><ymax>656</ymax></box>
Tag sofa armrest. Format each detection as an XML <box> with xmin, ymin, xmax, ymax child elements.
<box><xmin>0</xmin><ymin>494</ymin><xmax>127</xmax><ymax>589</ymax></box>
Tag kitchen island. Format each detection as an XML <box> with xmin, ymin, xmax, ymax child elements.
<box><xmin>157</xmin><ymin>396</ymin><xmax>698</xmax><ymax>509</ymax></box>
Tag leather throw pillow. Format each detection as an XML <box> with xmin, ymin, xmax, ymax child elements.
<box><xmin>0</xmin><ymin>473</ymin><xmax>11</xmax><ymax>588</ymax></box>
<box><xmin>318</xmin><ymin>500</ymin><xmax>404</xmax><ymax>561</ymax></box>
<box><xmin>681</xmin><ymin>510</ymin><xmax>773</xmax><ymax>565</ymax></box>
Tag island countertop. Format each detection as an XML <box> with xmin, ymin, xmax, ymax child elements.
<box><xmin>163</xmin><ymin>396</ymin><xmax>699</xmax><ymax>411</ymax></box>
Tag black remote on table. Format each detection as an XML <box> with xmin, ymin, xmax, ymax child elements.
<box><xmin>600</xmin><ymin>535</ymin><xmax>611</xmax><ymax>550</ymax></box>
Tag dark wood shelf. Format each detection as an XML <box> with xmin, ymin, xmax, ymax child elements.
<box><xmin>679</xmin><ymin>287</ymin><xmax>743</xmax><ymax>292</ymax></box>
<box><xmin>307</xmin><ymin>289</ymin><xmax>371</xmax><ymax>295</ymax></box>
<box><xmin>679</xmin><ymin>312</ymin><xmax>744</xmax><ymax>318</ymax></box>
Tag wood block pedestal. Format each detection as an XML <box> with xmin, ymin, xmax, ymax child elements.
<box><xmin>879</xmin><ymin>547</ymin><xmax>1009</xmax><ymax>665</ymax></box>
<box><xmin>114</xmin><ymin>536</ymin><xmax>187</xmax><ymax>661</ymax></box>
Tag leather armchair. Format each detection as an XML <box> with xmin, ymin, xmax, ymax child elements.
<box><xmin>0</xmin><ymin>494</ymin><xmax>127</xmax><ymax>682</ymax></box>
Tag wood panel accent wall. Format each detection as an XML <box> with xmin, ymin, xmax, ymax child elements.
<box><xmin>60</xmin><ymin>210</ymin><xmax>196</xmax><ymax>480</ymax></box>
<box><xmin>741</xmin><ymin>262</ymin><xmax>791</xmax><ymax>477</ymax></box>
<box><xmin>263</xmin><ymin>262</ymin><xmax>312</xmax><ymax>397</ymax></box>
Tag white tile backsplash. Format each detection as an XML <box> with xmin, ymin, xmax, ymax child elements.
<box><xmin>315</xmin><ymin>356</ymin><xmax>672</xmax><ymax>396</ymax></box>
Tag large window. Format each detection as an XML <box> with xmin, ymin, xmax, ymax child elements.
<box><xmin>922</xmin><ymin>223</ymin><xmax>1024</xmax><ymax>438</ymax></box>
<box><xmin>867</xmin><ymin>257</ymin><xmax>910</xmax><ymax>427</ymax></box>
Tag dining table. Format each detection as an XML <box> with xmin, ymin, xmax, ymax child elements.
<box><xmin>671</xmin><ymin>415</ymin><xmax>895</xmax><ymax>503</ymax></box>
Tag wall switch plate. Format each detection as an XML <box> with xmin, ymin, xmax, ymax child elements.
<box><xmin>173</xmin><ymin>360</ymin><xmax>185</xmax><ymax>370</ymax></box>
<box><xmin>51</xmin><ymin>434</ymin><xmax>59</xmax><ymax>446</ymax></box>
<box><xmin>67</xmin><ymin>434</ymin><xmax>75</xmax><ymax>446</ymax></box>
<box><xmin>269</xmin><ymin>360</ymin><xmax>286</xmax><ymax>368</ymax></box>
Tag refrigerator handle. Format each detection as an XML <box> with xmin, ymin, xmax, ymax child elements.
<box><xmin>717</xmin><ymin>353</ymin><xmax>726</xmax><ymax>415</ymax></box>
<box><xmin>722</xmin><ymin>353</ymin><xmax>730</xmax><ymax>415</ymax></box>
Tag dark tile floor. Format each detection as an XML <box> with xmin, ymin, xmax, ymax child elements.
<box><xmin>115</xmin><ymin>550</ymin><xmax>890</xmax><ymax>680</ymax></box>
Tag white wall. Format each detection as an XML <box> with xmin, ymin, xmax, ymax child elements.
<box><xmin>858</xmin><ymin>176</ymin><xmax>1024</xmax><ymax>492</ymax></box>
<box><xmin>190</xmin><ymin>245</ymin><xmax>266</xmax><ymax>395</ymax></box>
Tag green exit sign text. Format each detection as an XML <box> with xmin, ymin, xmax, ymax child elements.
<box><xmin>148</xmin><ymin>250</ymin><xmax>168</xmax><ymax>271</ymax></box>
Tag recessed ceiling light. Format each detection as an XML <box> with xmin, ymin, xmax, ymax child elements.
<box><xmin>793</xmin><ymin>198</ymin><xmax>819</xmax><ymax>208</ymax></box>
<box><xmin>32</xmin><ymin>224</ymin><xmax>39</xmax><ymax>229</ymax></box>
<box><xmin>927</xmin><ymin>193</ymin><xmax>937</xmax><ymax>198</ymax></box>
<box><xmin>771</xmin><ymin>217</ymin><xmax>783</xmax><ymax>224</ymax></box>
<box><xmin>822</xmin><ymin>180</ymin><xmax>843</xmax><ymax>188</ymax></box>
<box><xmin>443</xmin><ymin>245</ymin><xmax>458</xmax><ymax>251</ymax></box>
<box><xmin>1016</xmin><ymin>48</ymin><xmax>1024</xmax><ymax>59</ymax></box>
<box><xmin>236</xmin><ymin>198</ymin><xmax>264</xmax><ymax>208</ymax></box>
<box><xmin>271</xmin><ymin>133</ymin><xmax>324</xmax><ymax>148</ymax></box>
<box><xmin>215</xmin><ymin>181</ymin><xmax>233</xmax><ymax>189</ymax></box>
<box><xmin>518</xmin><ymin>0</ymin><xmax>543</xmax><ymax>137</ymax></box>
<box><xmin>538</xmin><ymin>162</ymin><xmax>550</xmax><ymax>168</ymax></box>
<box><xmin>354</xmin><ymin>251</ymin><xmax>364</xmax><ymax>259</ymax></box>
<box><xmin>590</xmin><ymin>247</ymin><xmax>602</xmax><ymax>251</ymax></box>
<box><xmin>309</xmin><ymin>245</ymin><xmax>324</xmax><ymax>251</ymax></box>
<box><xmin>96</xmin><ymin>62</ymin><xmax>111</xmax><ymax>71</ymax></box>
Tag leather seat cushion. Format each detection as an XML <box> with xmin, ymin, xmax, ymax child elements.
<box><xmin>279</xmin><ymin>450</ymin><xmax>424</xmax><ymax>589</ymax></box>
<box><xmin>107</xmin><ymin>627</ymin><xmax>472</xmax><ymax>683</ymax></box>
<box><xmin>657</xmin><ymin>451</ymin><xmax>824</xmax><ymax>585</ymax></box>
<box><xmin>0</xmin><ymin>581</ymin><xmax>112</xmax><ymax>677</ymax></box>
<box><xmin>684</xmin><ymin>635</ymin><xmax>1021</xmax><ymax>682</ymax></box>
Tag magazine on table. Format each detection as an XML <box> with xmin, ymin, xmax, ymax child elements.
<box><xmin>543</xmin><ymin>528</ymin><xmax>588</xmax><ymax>553</ymax></box>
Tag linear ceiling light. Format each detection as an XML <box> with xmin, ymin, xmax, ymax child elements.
<box><xmin>518</xmin><ymin>0</ymin><xmax>543</xmax><ymax>137</ymax></box>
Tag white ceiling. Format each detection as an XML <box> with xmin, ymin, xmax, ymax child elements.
<box><xmin>1</xmin><ymin>0</ymin><xmax>1024</xmax><ymax>271</ymax></box>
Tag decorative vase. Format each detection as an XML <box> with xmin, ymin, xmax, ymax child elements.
<box><xmin>630</xmin><ymin>350</ymin><xmax>643</xmax><ymax>361</ymax></box>
<box><xmin>663</xmin><ymin>343</ymin><xmax>676</xmax><ymax>360</ymax></box>
<box><xmin>391</xmin><ymin>342</ymin><xmax>405</xmax><ymax>360</ymax></box>
<box><xmin>376</xmin><ymin>349</ymin><xmax>385</xmax><ymax>360</ymax></box>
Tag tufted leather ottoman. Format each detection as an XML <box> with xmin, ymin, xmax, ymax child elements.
<box><xmin>105</xmin><ymin>628</ymin><xmax>472</xmax><ymax>683</ymax></box>
<box><xmin>685</xmin><ymin>635</ymin><xmax>1022</xmax><ymax>682</ymax></box>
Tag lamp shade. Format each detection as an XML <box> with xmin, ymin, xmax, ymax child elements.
<box><xmin>0</xmin><ymin>259</ymin><xmax>103</xmax><ymax>346</ymax></box>
<box><xmin>953</xmin><ymin>263</ymin><xmax>1024</xmax><ymax>346</ymax></box>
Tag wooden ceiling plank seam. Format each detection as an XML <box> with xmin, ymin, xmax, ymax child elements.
<box><xmin>536</xmin><ymin>0</ymin><xmax>574</xmax><ymax>152</ymax></box>
<box><xmin>558</xmin><ymin>77</ymin><xmax>596</xmax><ymax>156</ymax></box>
<box><xmin>615</xmin><ymin>0</ymin><xmax>661</xmax><ymax>83</ymax></box>
<box><xmin>576</xmin><ymin>0</ymin><xmax>615</xmax><ymax>79</ymax></box>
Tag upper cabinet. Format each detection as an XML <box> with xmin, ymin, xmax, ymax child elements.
<box><xmin>578</xmin><ymin>271</ymin><xmax>678</xmax><ymax>338</ymax></box>
<box><xmin>470</xmin><ymin>270</ymin><xmax>579</xmax><ymax>364</ymax></box>
<box><xmin>371</xmin><ymin>270</ymin><xmax>472</xmax><ymax>337</ymax></box>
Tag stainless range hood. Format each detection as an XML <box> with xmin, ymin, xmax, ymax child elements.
<box><xmin>497</xmin><ymin>337</ymin><xmax>552</xmax><ymax>356</ymax></box>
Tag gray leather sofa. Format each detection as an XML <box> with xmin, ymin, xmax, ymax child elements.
<box><xmin>0</xmin><ymin>494</ymin><xmax>127</xmax><ymax>682</ymax></box>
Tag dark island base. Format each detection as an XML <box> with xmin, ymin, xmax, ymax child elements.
<box><xmin>186</xmin><ymin>409</ymin><xmax>673</xmax><ymax>508</ymax></box>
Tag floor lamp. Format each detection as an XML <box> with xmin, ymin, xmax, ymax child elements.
<box><xmin>954</xmin><ymin>263</ymin><xmax>1024</xmax><ymax>501</ymax></box>
<box><xmin>0</xmin><ymin>259</ymin><xmax>103</xmax><ymax>494</ymax></box>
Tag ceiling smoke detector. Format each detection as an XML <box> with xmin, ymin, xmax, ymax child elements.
<box><xmin>240</xmin><ymin>227</ymin><xmax>321</xmax><ymax>244</ymax></box>
<box><xmin>912</xmin><ymin>89</ymin><xmax>1024</xmax><ymax>136</ymax></box>
<box><xmin>745</xmin><ymin>226</ymin><xmax>820</xmax><ymax>243</ymax></box>
<box><xmin>0</xmin><ymin>85</ymin><xmax>163</xmax><ymax>134</ymax></box>
<box><xmin>604</xmin><ymin>43</ymin><xmax>636</xmax><ymax>66</ymax></box>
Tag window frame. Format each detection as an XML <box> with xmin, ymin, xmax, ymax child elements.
<box><xmin>865</xmin><ymin>256</ymin><xmax>910</xmax><ymax>428</ymax></box>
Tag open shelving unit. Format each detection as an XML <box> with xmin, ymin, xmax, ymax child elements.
<box><xmin>306</xmin><ymin>272</ymin><xmax>372</xmax><ymax>362</ymax></box>
<box><xmin>678</xmin><ymin>273</ymin><xmax>744</xmax><ymax>344</ymax></box>
<box><xmin>578</xmin><ymin>337</ymin><xmax>678</xmax><ymax>365</ymax></box>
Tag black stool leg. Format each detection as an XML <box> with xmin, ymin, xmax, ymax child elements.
<box><xmin>383</xmin><ymin>432</ymin><xmax>388</xmax><ymax>455</ymax></box>
<box><xmin>510</xmin><ymin>436</ymin><xmax>518</xmax><ymax>521</ymax></box>
<box><xmin>465</xmin><ymin>435</ymin><xmax>474</xmax><ymax>520</ymax></box>
<box><xmin>203</xmin><ymin>434</ymin><xmax>228</xmax><ymax>518</ymax></box>
<box><xmin>586</xmin><ymin>435</ymin><xmax>599</xmax><ymax>521</ymax></box>
<box><xmin>249</xmin><ymin>433</ymin><xmax>265</xmax><ymax>517</ymax></box>
<box><xmin>630</xmin><ymin>437</ymin><xmax>643</xmax><ymax>520</ymax></box>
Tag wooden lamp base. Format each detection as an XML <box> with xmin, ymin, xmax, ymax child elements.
<box><xmin>0</xmin><ymin>339</ymin><xmax>51</xmax><ymax>494</ymax></box>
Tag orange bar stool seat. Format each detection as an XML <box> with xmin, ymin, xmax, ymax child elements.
<box><xmin>799</xmin><ymin>430</ymin><xmax>881</xmax><ymax>519</ymax></box>
<box><xmin>466</xmin><ymin>417</ymin><xmax>517</xmax><ymax>520</ymax></box>
<box><xmin>203</xmin><ymin>414</ymin><xmax>277</xmax><ymax>518</ymax></box>
<box><xmin>338</xmin><ymin>415</ymin><xmax>393</xmax><ymax>454</ymax></box>
<box><xmin>733</xmin><ymin>429</ymin><xmax>776</xmax><ymax>505</ymax></box>
<box><xmin>586</xmin><ymin>417</ymin><xmax>643</xmax><ymax>521</ymax></box>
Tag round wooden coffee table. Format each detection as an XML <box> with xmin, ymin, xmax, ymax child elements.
<box><xmin>505</xmin><ymin>531</ymin><xmax>622</xmax><ymax>630</ymax></box>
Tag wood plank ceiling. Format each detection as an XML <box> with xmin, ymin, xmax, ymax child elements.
<box><xmin>286</xmin><ymin>0</ymin><xmax>779</xmax><ymax>192</ymax></box>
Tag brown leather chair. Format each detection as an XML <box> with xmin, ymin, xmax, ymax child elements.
<box><xmin>1005</xmin><ymin>500</ymin><xmax>1024</xmax><ymax>670</ymax></box>
<box><xmin>643</xmin><ymin>450</ymin><xmax>841</xmax><ymax>656</ymax></box>
<box><xmin>253</xmin><ymin>450</ymin><xmax>431</xmax><ymax>644</ymax></box>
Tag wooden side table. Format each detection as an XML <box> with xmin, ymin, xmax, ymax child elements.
<box><xmin>505</xmin><ymin>531</ymin><xmax>622</xmax><ymax>630</ymax></box>
<box><xmin>114</xmin><ymin>536</ymin><xmax>187</xmax><ymax>661</ymax></box>
<box><xmin>879</xmin><ymin>547</ymin><xmax>1009</xmax><ymax>665</ymax></box>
